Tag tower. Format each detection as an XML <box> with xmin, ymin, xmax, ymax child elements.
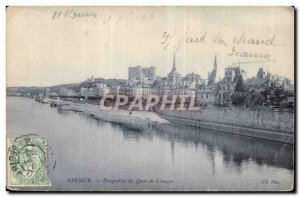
<box><xmin>167</xmin><ymin>52</ymin><xmax>181</xmax><ymax>87</ymax></box>
<box><xmin>225</xmin><ymin>67</ymin><xmax>233</xmax><ymax>82</ymax></box>
<box><xmin>172</xmin><ymin>52</ymin><xmax>176</xmax><ymax>71</ymax></box>
<box><xmin>257</xmin><ymin>67</ymin><xmax>265</xmax><ymax>79</ymax></box>
<box><xmin>207</xmin><ymin>55</ymin><xmax>217</xmax><ymax>86</ymax></box>
<box><xmin>214</xmin><ymin>55</ymin><xmax>217</xmax><ymax>71</ymax></box>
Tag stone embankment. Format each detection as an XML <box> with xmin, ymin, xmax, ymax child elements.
<box><xmin>155</xmin><ymin>106</ymin><xmax>294</xmax><ymax>144</ymax></box>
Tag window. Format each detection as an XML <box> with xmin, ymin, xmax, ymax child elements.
<box><xmin>206</xmin><ymin>94</ymin><xmax>208</xmax><ymax>99</ymax></box>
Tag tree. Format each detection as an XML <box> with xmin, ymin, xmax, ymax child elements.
<box><xmin>234</xmin><ymin>75</ymin><xmax>245</xmax><ymax>92</ymax></box>
<box><xmin>231</xmin><ymin>92</ymin><xmax>247</xmax><ymax>106</ymax></box>
<box><xmin>261</xmin><ymin>82</ymin><xmax>289</xmax><ymax>107</ymax></box>
<box><xmin>231</xmin><ymin>75</ymin><xmax>247</xmax><ymax>106</ymax></box>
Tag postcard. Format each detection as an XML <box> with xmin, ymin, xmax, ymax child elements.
<box><xmin>6</xmin><ymin>6</ymin><xmax>294</xmax><ymax>191</ymax></box>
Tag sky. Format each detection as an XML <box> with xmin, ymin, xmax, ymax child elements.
<box><xmin>6</xmin><ymin>6</ymin><xmax>294</xmax><ymax>87</ymax></box>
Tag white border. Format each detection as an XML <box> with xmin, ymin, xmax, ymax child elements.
<box><xmin>0</xmin><ymin>0</ymin><xmax>298</xmax><ymax>196</ymax></box>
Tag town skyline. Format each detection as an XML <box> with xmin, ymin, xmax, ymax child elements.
<box><xmin>7</xmin><ymin>56</ymin><xmax>294</xmax><ymax>88</ymax></box>
<box><xmin>7</xmin><ymin>53</ymin><xmax>294</xmax><ymax>109</ymax></box>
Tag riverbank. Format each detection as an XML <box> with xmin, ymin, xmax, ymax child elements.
<box><xmin>155</xmin><ymin>106</ymin><xmax>294</xmax><ymax>144</ymax></box>
<box><xmin>57</xmin><ymin>100</ymin><xmax>170</xmax><ymax>130</ymax></box>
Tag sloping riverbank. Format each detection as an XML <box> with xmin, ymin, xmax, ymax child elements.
<box><xmin>57</xmin><ymin>101</ymin><xmax>170</xmax><ymax>130</ymax></box>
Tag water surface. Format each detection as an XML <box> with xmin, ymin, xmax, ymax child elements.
<box><xmin>7</xmin><ymin>97</ymin><xmax>294</xmax><ymax>191</ymax></box>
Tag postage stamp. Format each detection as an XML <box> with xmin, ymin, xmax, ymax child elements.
<box><xmin>7</xmin><ymin>134</ymin><xmax>51</xmax><ymax>187</ymax></box>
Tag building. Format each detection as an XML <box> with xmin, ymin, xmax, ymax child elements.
<box><xmin>151</xmin><ymin>53</ymin><xmax>197</xmax><ymax>99</ymax></box>
<box><xmin>245</xmin><ymin>68</ymin><xmax>271</xmax><ymax>92</ymax></box>
<box><xmin>197</xmin><ymin>84</ymin><xmax>218</xmax><ymax>106</ymax></box>
<box><xmin>44</xmin><ymin>88</ymin><xmax>51</xmax><ymax>97</ymax></box>
<box><xmin>197</xmin><ymin>56</ymin><xmax>219</xmax><ymax>106</ymax></box>
<box><xmin>216</xmin><ymin>66</ymin><xmax>246</xmax><ymax>105</ymax></box>
<box><xmin>128</xmin><ymin>65</ymin><xmax>156</xmax><ymax>81</ymax></box>
<box><xmin>108</xmin><ymin>85</ymin><xmax>120</xmax><ymax>96</ymax></box>
<box><xmin>197</xmin><ymin>58</ymin><xmax>250</xmax><ymax>106</ymax></box>
<box><xmin>131</xmin><ymin>85</ymin><xmax>152</xmax><ymax>99</ymax></box>
<box><xmin>271</xmin><ymin>74</ymin><xmax>294</xmax><ymax>91</ymax></box>
<box><xmin>181</xmin><ymin>73</ymin><xmax>204</xmax><ymax>89</ymax></box>
<box><xmin>60</xmin><ymin>87</ymin><xmax>77</xmax><ymax>96</ymax></box>
<box><xmin>79</xmin><ymin>87</ymin><xmax>97</xmax><ymax>97</ymax></box>
<box><xmin>244</xmin><ymin>67</ymin><xmax>294</xmax><ymax>93</ymax></box>
<box><xmin>118</xmin><ymin>85</ymin><xmax>132</xmax><ymax>96</ymax></box>
<box><xmin>95</xmin><ymin>83</ymin><xmax>110</xmax><ymax>97</ymax></box>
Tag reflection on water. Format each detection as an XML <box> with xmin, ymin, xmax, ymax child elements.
<box><xmin>7</xmin><ymin>97</ymin><xmax>294</xmax><ymax>191</ymax></box>
<box><xmin>121</xmin><ymin>123</ymin><xmax>293</xmax><ymax>171</ymax></box>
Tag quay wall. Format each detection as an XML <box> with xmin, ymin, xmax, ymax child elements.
<box><xmin>155</xmin><ymin>107</ymin><xmax>294</xmax><ymax>134</ymax></box>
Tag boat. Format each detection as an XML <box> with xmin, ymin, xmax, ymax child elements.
<box><xmin>56</xmin><ymin>101</ymin><xmax>72</xmax><ymax>112</ymax></box>
<box><xmin>41</xmin><ymin>98</ymin><xmax>50</xmax><ymax>104</ymax></box>
<box><xmin>50</xmin><ymin>100</ymin><xmax>57</xmax><ymax>107</ymax></box>
<box><xmin>50</xmin><ymin>98</ymin><xmax>60</xmax><ymax>107</ymax></box>
<box><xmin>35</xmin><ymin>97</ymin><xmax>42</xmax><ymax>103</ymax></box>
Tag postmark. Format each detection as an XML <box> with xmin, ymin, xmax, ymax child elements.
<box><xmin>7</xmin><ymin>134</ymin><xmax>51</xmax><ymax>187</ymax></box>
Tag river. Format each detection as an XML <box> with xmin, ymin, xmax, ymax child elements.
<box><xmin>6</xmin><ymin>97</ymin><xmax>294</xmax><ymax>191</ymax></box>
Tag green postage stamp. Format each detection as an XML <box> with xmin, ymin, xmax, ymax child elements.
<box><xmin>7</xmin><ymin>134</ymin><xmax>51</xmax><ymax>187</ymax></box>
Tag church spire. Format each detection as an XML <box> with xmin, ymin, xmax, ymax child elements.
<box><xmin>172</xmin><ymin>52</ymin><xmax>176</xmax><ymax>71</ymax></box>
<box><xmin>214</xmin><ymin>55</ymin><xmax>217</xmax><ymax>70</ymax></box>
<box><xmin>207</xmin><ymin>55</ymin><xmax>217</xmax><ymax>86</ymax></box>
